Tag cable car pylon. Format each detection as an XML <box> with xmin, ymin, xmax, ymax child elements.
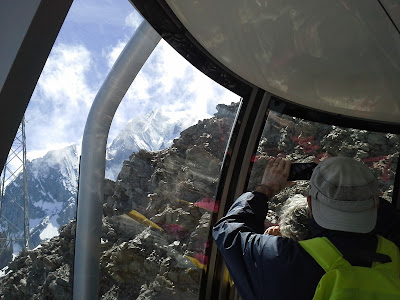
<box><xmin>0</xmin><ymin>116</ymin><xmax>30</xmax><ymax>267</ymax></box>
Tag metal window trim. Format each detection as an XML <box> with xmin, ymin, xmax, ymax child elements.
<box><xmin>0</xmin><ymin>0</ymin><xmax>73</xmax><ymax>173</ymax></box>
<box><xmin>72</xmin><ymin>21</ymin><xmax>161</xmax><ymax>300</ymax></box>
<box><xmin>203</xmin><ymin>88</ymin><xmax>271</xmax><ymax>299</ymax></box>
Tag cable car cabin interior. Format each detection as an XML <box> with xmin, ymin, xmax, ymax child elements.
<box><xmin>0</xmin><ymin>0</ymin><xmax>399</xmax><ymax>299</ymax></box>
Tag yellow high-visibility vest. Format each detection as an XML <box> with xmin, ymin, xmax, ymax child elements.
<box><xmin>299</xmin><ymin>235</ymin><xmax>400</xmax><ymax>300</ymax></box>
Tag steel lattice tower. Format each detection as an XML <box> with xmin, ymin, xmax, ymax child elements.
<box><xmin>0</xmin><ymin>116</ymin><xmax>30</xmax><ymax>259</ymax></box>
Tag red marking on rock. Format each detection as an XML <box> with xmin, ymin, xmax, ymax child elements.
<box><xmin>361</xmin><ymin>156</ymin><xmax>393</xmax><ymax>182</ymax></box>
<box><xmin>194</xmin><ymin>253</ymin><xmax>208</xmax><ymax>265</ymax></box>
<box><xmin>361</xmin><ymin>156</ymin><xmax>388</xmax><ymax>163</ymax></box>
<box><xmin>160</xmin><ymin>224</ymin><xmax>189</xmax><ymax>238</ymax></box>
<box><xmin>291</xmin><ymin>136</ymin><xmax>320</xmax><ymax>154</ymax></box>
<box><xmin>193</xmin><ymin>198</ymin><xmax>219</xmax><ymax>213</ymax></box>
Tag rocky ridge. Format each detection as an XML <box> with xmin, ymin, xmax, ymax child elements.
<box><xmin>0</xmin><ymin>103</ymin><xmax>238</xmax><ymax>299</ymax></box>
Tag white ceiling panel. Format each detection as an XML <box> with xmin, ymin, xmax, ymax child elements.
<box><xmin>166</xmin><ymin>0</ymin><xmax>400</xmax><ymax>123</ymax></box>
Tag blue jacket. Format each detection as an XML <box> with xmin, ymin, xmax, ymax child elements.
<box><xmin>212</xmin><ymin>192</ymin><xmax>398</xmax><ymax>300</ymax></box>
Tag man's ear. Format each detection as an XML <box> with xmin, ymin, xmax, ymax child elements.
<box><xmin>307</xmin><ymin>195</ymin><xmax>313</xmax><ymax>217</ymax></box>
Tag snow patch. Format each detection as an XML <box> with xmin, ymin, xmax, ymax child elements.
<box><xmin>105</xmin><ymin>109</ymin><xmax>185</xmax><ymax>180</ymax></box>
<box><xmin>39</xmin><ymin>218</ymin><xmax>60</xmax><ymax>240</ymax></box>
<box><xmin>0</xmin><ymin>266</ymin><xmax>11</xmax><ymax>278</ymax></box>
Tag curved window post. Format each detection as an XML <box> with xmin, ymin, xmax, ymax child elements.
<box><xmin>73</xmin><ymin>21</ymin><xmax>161</xmax><ymax>300</ymax></box>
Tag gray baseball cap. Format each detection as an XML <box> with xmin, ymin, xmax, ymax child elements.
<box><xmin>309</xmin><ymin>157</ymin><xmax>379</xmax><ymax>233</ymax></box>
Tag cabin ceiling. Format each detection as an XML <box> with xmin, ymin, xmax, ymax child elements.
<box><xmin>150</xmin><ymin>0</ymin><xmax>400</xmax><ymax>124</ymax></box>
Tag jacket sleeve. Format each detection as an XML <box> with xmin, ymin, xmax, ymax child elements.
<box><xmin>212</xmin><ymin>192</ymin><xmax>324</xmax><ymax>300</ymax></box>
<box><xmin>212</xmin><ymin>191</ymin><xmax>272</xmax><ymax>299</ymax></box>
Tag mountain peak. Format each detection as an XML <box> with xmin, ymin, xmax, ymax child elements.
<box><xmin>33</xmin><ymin>144</ymin><xmax>78</xmax><ymax>166</ymax></box>
<box><xmin>105</xmin><ymin>111</ymin><xmax>184</xmax><ymax>180</ymax></box>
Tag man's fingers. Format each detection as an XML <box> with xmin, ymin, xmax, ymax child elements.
<box><xmin>265</xmin><ymin>225</ymin><xmax>282</xmax><ymax>236</ymax></box>
<box><xmin>277</xmin><ymin>157</ymin><xmax>284</xmax><ymax>168</ymax></box>
<box><xmin>266</xmin><ymin>157</ymin><xmax>275</xmax><ymax>168</ymax></box>
<box><xmin>271</xmin><ymin>157</ymin><xmax>290</xmax><ymax>177</ymax></box>
<box><xmin>268</xmin><ymin>157</ymin><xmax>283</xmax><ymax>170</ymax></box>
<box><xmin>259</xmin><ymin>157</ymin><xmax>291</xmax><ymax>197</ymax></box>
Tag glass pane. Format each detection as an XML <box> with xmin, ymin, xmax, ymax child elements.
<box><xmin>101</xmin><ymin>101</ymin><xmax>239</xmax><ymax>299</ymax></box>
<box><xmin>248</xmin><ymin>110</ymin><xmax>399</xmax><ymax>225</ymax></box>
<box><xmin>0</xmin><ymin>1</ymin><xmax>241</xmax><ymax>299</ymax></box>
<box><xmin>1</xmin><ymin>0</ymin><xmax>138</xmax><ymax>275</ymax></box>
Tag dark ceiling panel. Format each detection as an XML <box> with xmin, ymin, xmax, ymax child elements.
<box><xmin>0</xmin><ymin>0</ymin><xmax>73</xmax><ymax>172</ymax></box>
<box><xmin>380</xmin><ymin>0</ymin><xmax>400</xmax><ymax>34</ymax></box>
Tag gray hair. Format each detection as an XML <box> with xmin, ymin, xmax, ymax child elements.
<box><xmin>279</xmin><ymin>194</ymin><xmax>312</xmax><ymax>242</ymax></box>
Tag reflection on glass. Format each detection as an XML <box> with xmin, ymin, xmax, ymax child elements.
<box><xmin>248</xmin><ymin>110</ymin><xmax>399</xmax><ymax>223</ymax></box>
<box><xmin>100</xmin><ymin>103</ymin><xmax>239</xmax><ymax>298</ymax></box>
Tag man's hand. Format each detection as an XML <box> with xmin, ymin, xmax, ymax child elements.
<box><xmin>265</xmin><ymin>225</ymin><xmax>282</xmax><ymax>236</ymax></box>
<box><xmin>255</xmin><ymin>157</ymin><xmax>291</xmax><ymax>198</ymax></box>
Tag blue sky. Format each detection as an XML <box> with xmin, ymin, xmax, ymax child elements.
<box><xmin>25</xmin><ymin>0</ymin><xmax>240</xmax><ymax>160</ymax></box>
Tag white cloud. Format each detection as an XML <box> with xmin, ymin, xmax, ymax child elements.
<box><xmin>153</xmin><ymin>40</ymin><xmax>189</xmax><ymax>94</ymax></box>
<box><xmin>126</xmin><ymin>73</ymin><xmax>151</xmax><ymax>99</ymax></box>
<box><xmin>125</xmin><ymin>11</ymin><xmax>143</xmax><ymax>30</ymax></box>
<box><xmin>37</xmin><ymin>43</ymin><xmax>94</xmax><ymax>107</ymax></box>
<box><xmin>105</xmin><ymin>10</ymin><xmax>144</xmax><ymax>68</ymax></box>
<box><xmin>108</xmin><ymin>38</ymin><xmax>240</xmax><ymax>142</ymax></box>
<box><xmin>26</xmin><ymin>43</ymin><xmax>95</xmax><ymax>159</ymax></box>
<box><xmin>27</xmin><ymin>143</ymin><xmax>79</xmax><ymax>161</ymax></box>
<box><xmin>106</xmin><ymin>40</ymin><xmax>126</xmax><ymax>68</ymax></box>
<box><xmin>24</xmin><ymin>3</ymin><xmax>240</xmax><ymax>161</ymax></box>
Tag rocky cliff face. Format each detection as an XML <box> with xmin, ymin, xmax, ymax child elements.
<box><xmin>0</xmin><ymin>103</ymin><xmax>238</xmax><ymax>299</ymax></box>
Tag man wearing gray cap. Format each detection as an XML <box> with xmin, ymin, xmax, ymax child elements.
<box><xmin>308</xmin><ymin>156</ymin><xmax>379</xmax><ymax>234</ymax></box>
<box><xmin>213</xmin><ymin>157</ymin><xmax>400</xmax><ymax>300</ymax></box>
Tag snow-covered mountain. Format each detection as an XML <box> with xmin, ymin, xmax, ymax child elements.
<box><xmin>0</xmin><ymin>144</ymin><xmax>79</xmax><ymax>254</ymax></box>
<box><xmin>106</xmin><ymin>109</ymin><xmax>183</xmax><ymax>180</ymax></box>
<box><xmin>0</xmin><ymin>110</ymin><xmax>185</xmax><ymax>261</ymax></box>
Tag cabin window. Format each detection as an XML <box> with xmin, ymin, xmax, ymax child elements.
<box><xmin>247</xmin><ymin>109</ymin><xmax>399</xmax><ymax>224</ymax></box>
<box><xmin>0</xmin><ymin>1</ymin><xmax>241</xmax><ymax>298</ymax></box>
<box><xmin>102</xmin><ymin>99</ymin><xmax>240</xmax><ymax>298</ymax></box>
